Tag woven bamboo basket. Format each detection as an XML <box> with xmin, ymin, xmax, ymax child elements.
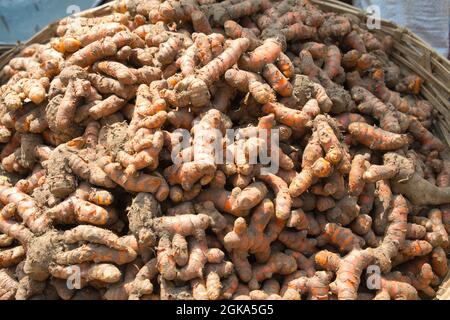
<box><xmin>0</xmin><ymin>45</ymin><xmax>14</xmax><ymax>56</ymax></box>
<box><xmin>0</xmin><ymin>0</ymin><xmax>449</xmax><ymax>299</ymax></box>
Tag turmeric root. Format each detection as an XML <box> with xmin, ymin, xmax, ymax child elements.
<box><xmin>67</xmin><ymin>153</ymin><xmax>116</xmax><ymax>189</ymax></box>
<box><xmin>262</xmin><ymin>100</ymin><xmax>320</xmax><ymax>132</ymax></box>
<box><xmin>47</xmin><ymin>192</ymin><xmax>117</xmax><ymax>227</ymax></box>
<box><xmin>348</xmin><ymin>122</ymin><xmax>410</xmax><ymax>151</ymax></box>
<box><xmin>94</xmin><ymin>61</ymin><xmax>161</xmax><ymax>85</ymax></box>
<box><xmin>89</xmin><ymin>95</ymin><xmax>127</xmax><ymax>120</ymax></box>
<box><xmin>391</xmin><ymin>240</ymin><xmax>433</xmax><ymax>268</ymax></box>
<box><xmin>395</xmin><ymin>75</ymin><xmax>423</xmax><ymax>95</ymax></box>
<box><xmin>283</xmin><ymin>271</ymin><xmax>333</xmax><ymax>300</ymax></box>
<box><xmin>0</xmin><ymin>186</ymin><xmax>50</xmax><ymax>234</ymax></box>
<box><xmin>248</xmin><ymin>252</ymin><xmax>297</xmax><ymax>290</ymax></box>
<box><xmin>424</xmin><ymin>209</ymin><xmax>449</xmax><ymax>248</ymax></box>
<box><xmin>431</xmin><ymin>247</ymin><xmax>448</xmax><ymax>278</ymax></box>
<box><xmin>373</xmin><ymin>276</ymin><xmax>419</xmax><ymax>300</ymax></box>
<box><xmin>68</xmin><ymin>38</ymin><xmax>118</xmax><ymax>67</ymax></box>
<box><xmin>349</xmin><ymin>153</ymin><xmax>370</xmax><ymax>196</ymax></box>
<box><xmin>318</xmin><ymin>14</ymin><xmax>351</xmax><ymax>40</ymax></box>
<box><xmin>324</xmin><ymin>45</ymin><xmax>343</xmax><ymax>80</ymax></box>
<box><xmin>313</xmin><ymin>115</ymin><xmax>345</xmax><ymax>166</ymax></box>
<box><xmin>291</xmin><ymin>75</ymin><xmax>333</xmax><ymax>113</ymax></box>
<box><xmin>315</xmin><ymin>249</ymin><xmax>374</xmax><ymax>300</ymax></box>
<box><xmin>392</xmin><ymin>172</ymin><xmax>450</xmax><ymax>206</ymax></box>
<box><xmin>262</xmin><ymin>63</ymin><xmax>293</xmax><ymax>97</ymax></box>
<box><xmin>164</xmin><ymin>38</ymin><xmax>249</xmax><ymax>108</ymax></box>
<box><xmin>278</xmin><ymin>230</ymin><xmax>317</xmax><ymax>254</ymax></box>
<box><xmin>0</xmin><ymin>269</ymin><xmax>18</xmax><ymax>300</ymax></box>
<box><xmin>164</xmin><ymin>109</ymin><xmax>230</xmax><ymax>190</ymax></box>
<box><xmin>117</xmin><ymin>130</ymin><xmax>164</xmax><ymax>174</ymax></box>
<box><xmin>225</xmin><ymin>69</ymin><xmax>275</xmax><ymax>104</ymax></box>
<box><xmin>3</xmin><ymin>78</ymin><xmax>50</xmax><ymax>110</ymax></box>
<box><xmin>223</xmin><ymin>199</ymin><xmax>282</xmax><ymax>282</ymax></box>
<box><xmin>0</xmin><ymin>246</ymin><xmax>25</xmax><ymax>268</ymax></box>
<box><xmin>224</xmin><ymin>20</ymin><xmax>260</xmax><ymax>50</ymax></box>
<box><xmin>54</xmin><ymin>239</ymin><xmax>136</xmax><ymax>266</ymax></box>
<box><xmin>408</xmin><ymin>117</ymin><xmax>445</xmax><ymax>152</ymax></box>
<box><xmin>104</xmin><ymin>258</ymin><xmax>157</xmax><ymax>300</ymax></box>
<box><xmin>351</xmin><ymin>86</ymin><xmax>404</xmax><ymax>134</ymax></box>
<box><xmin>289</xmin><ymin>131</ymin><xmax>332</xmax><ymax>197</ymax></box>
<box><xmin>197</xmin><ymin>182</ymin><xmax>268</xmax><ymax>217</ymax></box>
<box><xmin>370</xmin><ymin>195</ymin><xmax>409</xmax><ymax>272</ymax></box>
<box><xmin>317</xmin><ymin>223</ymin><xmax>365</xmax><ymax>253</ymax></box>
<box><xmin>238</xmin><ymin>39</ymin><xmax>281</xmax><ymax>73</ymax></box>
<box><xmin>49</xmin><ymin>263</ymin><xmax>122</xmax><ymax>284</ymax></box>
<box><xmin>103</xmin><ymin>162</ymin><xmax>163</xmax><ymax>193</ymax></box>
<box><xmin>256</xmin><ymin>173</ymin><xmax>291</xmax><ymax>220</ymax></box>
<box><xmin>87</xmin><ymin>76</ymin><xmax>136</xmax><ymax>103</ymax></box>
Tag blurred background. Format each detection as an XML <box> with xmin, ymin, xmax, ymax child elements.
<box><xmin>341</xmin><ymin>0</ymin><xmax>449</xmax><ymax>58</ymax></box>
<box><xmin>0</xmin><ymin>0</ymin><xmax>106</xmax><ymax>43</ymax></box>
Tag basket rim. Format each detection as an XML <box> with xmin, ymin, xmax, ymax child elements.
<box><xmin>1</xmin><ymin>1</ymin><xmax>449</xmax><ymax>60</ymax></box>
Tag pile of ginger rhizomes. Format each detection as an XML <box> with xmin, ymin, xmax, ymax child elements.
<box><xmin>0</xmin><ymin>0</ymin><xmax>449</xmax><ymax>300</ymax></box>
